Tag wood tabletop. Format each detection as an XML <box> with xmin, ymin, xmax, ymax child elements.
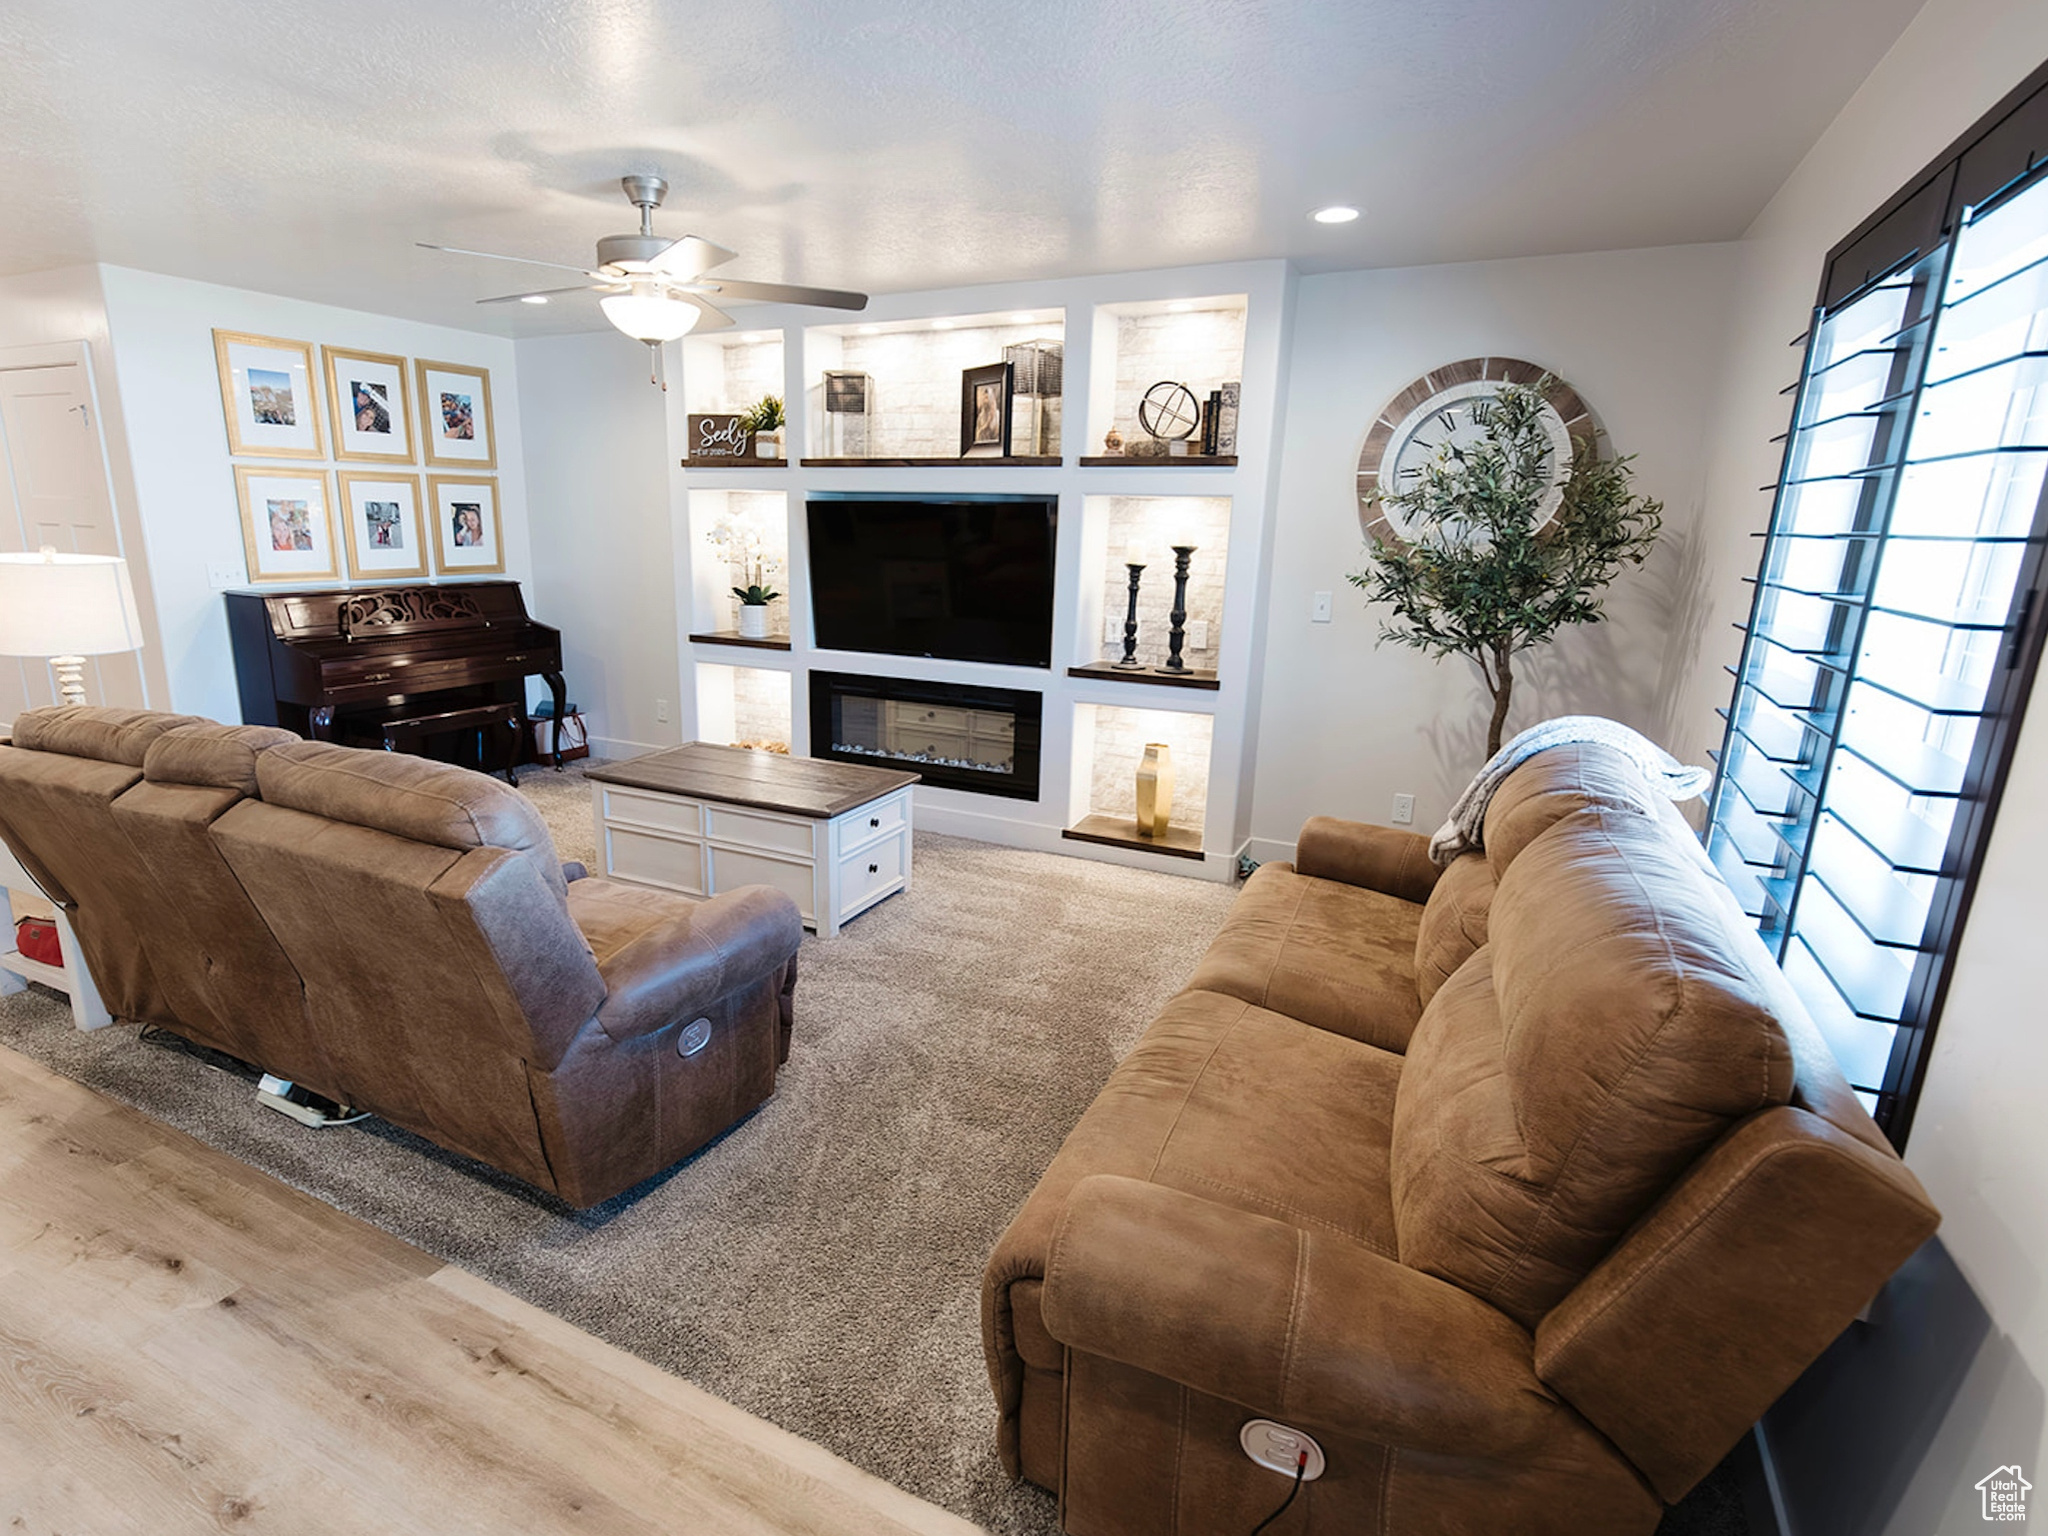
<box><xmin>587</xmin><ymin>742</ymin><xmax>920</xmax><ymax>818</ymax></box>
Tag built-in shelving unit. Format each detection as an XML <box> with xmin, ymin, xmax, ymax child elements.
<box><xmin>665</xmin><ymin>266</ymin><xmax>1283</xmax><ymax>880</ymax></box>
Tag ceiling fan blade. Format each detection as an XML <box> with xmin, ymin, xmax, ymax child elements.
<box><xmin>417</xmin><ymin>242</ymin><xmax>605</xmax><ymax>278</ymax></box>
<box><xmin>682</xmin><ymin>294</ymin><xmax>736</xmax><ymax>332</ymax></box>
<box><xmin>647</xmin><ymin>235</ymin><xmax>738</xmax><ymax>278</ymax></box>
<box><xmin>475</xmin><ymin>283</ymin><xmax>615</xmax><ymax>305</ymax></box>
<box><xmin>701</xmin><ymin>277</ymin><xmax>869</xmax><ymax>311</ymax></box>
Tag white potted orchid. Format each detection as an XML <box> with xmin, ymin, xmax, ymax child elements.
<box><xmin>707</xmin><ymin>514</ymin><xmax>784</xmax><ymax>640</ymax></box>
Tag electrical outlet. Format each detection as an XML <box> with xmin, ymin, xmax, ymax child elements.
<box><xmin>1188</xmin><ymin>620</ymin><xmax>1209</xmax><ymax>651</ymax></box>
<box><xmin>1311</xmin><ymin>591</ymin><xmax>1333</xmax><ymax>623</ymax></box>
<box><xmin>655</xmin><ymin>698</ymin><xmax>670</xmax><ymax>723</ymax></box>
<box><xmin>1391</xmin><ymin>793</ymin><xmax>1416</xmax><ymax>825</ymax></box>
<box><xmin>207</xmin><ymin>562</ymin><xmax>244</xmax><ymax>590</ymax></box>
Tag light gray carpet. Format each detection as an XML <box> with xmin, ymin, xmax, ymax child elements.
<box><xmin>0</xmin><ymin>763</ymin><xmax>1748</xmax><ymax>1535</ymax></box>
<box><xmin>0</xmin><ymin>765</ymin><xmax>1239</xmax><ymax>1535</ymax></box>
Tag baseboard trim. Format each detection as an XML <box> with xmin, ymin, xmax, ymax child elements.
<box><xmin>913</xmin><ymin>800</ymin><xmax>1234</xmax><ymax>882</ymax></box>
<box><xmin>587</xmin><ymin>734</ymin><xmax>666</xmax><ymax>762</ymax></box>
<box><xmin>1241</xmin><ymin>835</ymin><xmax>1298</xmax><ymax>868</ymax></box>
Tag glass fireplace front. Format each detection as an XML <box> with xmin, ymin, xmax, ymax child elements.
<box><xmin>810</xmin><ymin>671</ymin><xmax>1042</xmax><ymax>800</ymax></box>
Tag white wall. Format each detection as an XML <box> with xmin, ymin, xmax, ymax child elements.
<box><xmin>94</xmin><ymin>266</ymin><xmax>532</xmax><ymax>723</ymax></box>
<box><xmin>1655</xmin><ymin>1</ymin><xmax>2048</xmax><ymax>1529</ymax></box>
<box><xmin>515</xmin><ymin>328</ymin><xmax>682</xmax><ymax>757</ymax></box>
<box><xmin>1244</xmin><ymin>241</ymin><xmax>1742</xmax><ymax>861</ymax></box>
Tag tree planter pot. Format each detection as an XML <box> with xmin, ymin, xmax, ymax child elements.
<box><xmin>736</xmin><ymin>604</ymin><xmax>772</xmax><ymax>640</ymax></box>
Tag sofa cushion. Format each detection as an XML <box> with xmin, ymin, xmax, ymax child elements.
<box><xmin>12</xmin><ymin>705</ymin><xmax>210</xmax><ymax>766</ymax></box>
<box><xmin>1186</xmin><ymin>862</ymin><xmax>1423</xmax><ymax>1052</ymax></box>
<box><xmin>1413</xmin><ymin>852</ymin><xmax>1496</xmax><ymax>1006</ymax></box>
<box><xmin>1389</xmin><ymin>805</ymin><xmax>1795</xmax><ymax>1328</ymax></box>
<box><xmin>255</xmin><ymin>740</ymin><xmax>567</xmax><ymax>899</ymax></box>
<box><xmin>1481</xmin><ymin>741</ymin><xmax>1663</xmax><ymax>877</ymax></box>
<box><xmin>145</xmin><ymin>722</ymin><xmax>301</xmax><ymax>797</ymax></box>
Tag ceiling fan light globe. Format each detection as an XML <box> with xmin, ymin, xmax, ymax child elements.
<box><xmin>601</xmin><ymin>291</ymin><xmax>701</xmax><ymax>342</ymax></box>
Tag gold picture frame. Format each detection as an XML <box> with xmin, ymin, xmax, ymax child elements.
<box><xmin>427</xmin><ymin>474</ymin><xmax>505</xmax><ymax>575</ymax></box>
<box><xmin>336</xmin><ymin>470</ymin><xmax>429</xmax><ymax>580</ymax></box>
<box><xmin>213</xmin><ymin>330</ymin><xmax>324</xmax><ymax>459</ymax></box>
<box><xmin>323</xmin><ymin>346</ymin><xmax>416</xmax><ymax>464</ymax></box>
<box><xmin>233</xmin><ymin>466</ymin><xmax>339</xmax><ymax>583</ymax></box>
<box><xmin>415</xmin><ymin>358</ymin><xmax>497</xmax><ymax>470</ymax></box>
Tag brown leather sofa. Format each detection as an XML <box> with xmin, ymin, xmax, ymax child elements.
<box><xmin>0</xmin><ymin>706</ymin><xmax>803</xmax><ymax>1208</ymax></box>
<box><xmin>983</xmin><ymin>743</ymin><xmax>1940</xmax><ymax>1535</ymax></box>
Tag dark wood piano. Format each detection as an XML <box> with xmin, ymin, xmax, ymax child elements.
<box><xmin>225</xmin><ymin>581</ymin><xmax>569</xmax><ymax>776</ymax></box>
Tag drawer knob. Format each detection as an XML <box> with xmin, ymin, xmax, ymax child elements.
<box><xmin>870</xmin><ymin>816</ymin><xmax>880</xmax><ymax>827</ymax></box>
<box><xmin>868</xmin><ymin>863</ymin><xmax>878</xmax><ymax>874</ymax></box>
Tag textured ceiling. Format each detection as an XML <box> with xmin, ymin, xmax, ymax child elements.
<box><xmin>0</xmin><ymin>0</ymin><xmax>1926</xmax><ymax>336</ymax></box>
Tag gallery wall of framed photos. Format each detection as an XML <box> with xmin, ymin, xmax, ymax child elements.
<box><xmin>213</xmin><ymin>328</ymin><xmax>502</xmax><ymax>584</ymax></box>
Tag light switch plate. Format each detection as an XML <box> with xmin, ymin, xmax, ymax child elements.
<box><xmin>1311</xmin><ymin>591</ymin><xmax>1333</xmax><ymax>623</ymax></box>
<box><xmin>207</xmin><ymin>562</ymin><xmax>244</xmax><ymax>591</ymax></box>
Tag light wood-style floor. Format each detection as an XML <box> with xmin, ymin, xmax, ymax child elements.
<box><xmin>0</xmin><ymin>1043</ymin><xmax>985</xmax><ymax>1536</ymax></box>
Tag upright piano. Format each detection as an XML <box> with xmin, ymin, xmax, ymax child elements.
<box><xmin>225</xmin><ymin>581</ymin><xmax>568</xmax><ymax>766</ymax></box>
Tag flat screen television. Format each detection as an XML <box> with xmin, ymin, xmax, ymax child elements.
<box><xmin>806</xmin><ymin>495</ymin><xmax>1057</xmax><ymax>667</ymax></box>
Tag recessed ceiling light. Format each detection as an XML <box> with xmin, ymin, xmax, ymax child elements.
<box><xmin>857</xmin><ymin>323</ymin><xmax>881</xmax><ymax>335</ymax></box>
<box><xmin>741</xmin><ymin>331</ymin><xmax>768</xmax><ymax>342</ymax></box>
<box><xmin>1009</xmin><ymin>312</ymin><xmax>1036</xmax><ymax>325</ymax></box>
<box><xmin>1167</xmin><ymin>301</ymin><xmax>1193</xmax><ymax>314</ymax></box>
<box><xmin>520</xmin><ymin>294</ymin><xmax>550</xmax><ymax>305</ymax></box>
<box><xmin>1311</xmin><ymin>204</ymin><xmax>1361</xmax><ymax>225</ymax></box>
<box><xmin>931</xmin><ymin>318</ymin><xmax>955</xmax><ymax>331</ymax></box>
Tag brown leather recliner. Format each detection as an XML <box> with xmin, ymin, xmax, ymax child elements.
<box><xmin>0</xmin><ymin>708</ymin><xmax>804</xmax><ymax>1208</ymax></box>
<box><xmin>983</xmin><ymin>743</ymin><xmax>1939</xmax><ymax>1535</ymax></box>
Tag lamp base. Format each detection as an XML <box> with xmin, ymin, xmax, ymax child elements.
<box><xmin>50</xmin><ymin>655</ymin><xmax>87</xmax><ymax>709</ymax></box>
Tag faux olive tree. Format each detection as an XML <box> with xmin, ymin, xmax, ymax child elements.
<box><xmin>1349</xmin><ymin>382</ymin><xmax>1662</xmax><ymax>756</ymax></box>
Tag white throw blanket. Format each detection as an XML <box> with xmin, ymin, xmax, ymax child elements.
<box><xmin>1427</xmin><ymin>715</ymin><xmax>1712</xmax><ymax>867</ymax></box>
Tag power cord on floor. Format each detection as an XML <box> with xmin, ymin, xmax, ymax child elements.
<box><xmin>1250</xmin><ymin>1449</ymin><xmax>1309</xmax><ymax>1533</ymax></box>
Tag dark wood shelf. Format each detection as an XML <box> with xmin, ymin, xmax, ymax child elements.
<box><xmin>683</xmin><ymin>457</ymin><xmax>788</xmax><ymax>469</ymax></box>
<box><xmin>1063</xmin><ymin>814</ymin><xmax>1205</xmax><ymax>861</ymax></box>
<box><xmin>1077</xmin><ymin>454</ymin><xmax>1238</xmax><ymax>467</ymax></box>
<box><xmin>798</xmin><ymin>455</ymin><xmax>1062</xmax><ymax>468</ymax></box>
<box><xmin>688</xmin><ymin>630</ymin><xmax>793</xmax><ymax>651</ymax></box>
<box><xmin>1068</xmin><ymin>663</ymin><xmax>1220</xmax><ymax>691</ymax></box>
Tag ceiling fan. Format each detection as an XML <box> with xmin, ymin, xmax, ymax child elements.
<box><xmin>420</xmin><ymin>174</ymin><xmax>867</xmax><ymax>382</ymax></box>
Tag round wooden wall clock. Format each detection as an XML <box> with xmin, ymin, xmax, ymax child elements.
<box><xmin>1356</xmin><ymin>357</ymin><xmax>1598</xmax><ymax>546</ymax></box>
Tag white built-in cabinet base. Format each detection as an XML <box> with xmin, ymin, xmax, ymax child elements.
<box><xmin>0</xmin><ymin>840</ymin><xmax>113</xmax><ymax>1031</ymax></box>
<box><xmin>591</xmin><ymin>779</ymin><xmax>913</xmax><ymax>938</ymax></box>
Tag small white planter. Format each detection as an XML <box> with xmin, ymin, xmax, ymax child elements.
<box><xmin>755</xmin><ymin>429</ymin><xmax>783</xmax><ymax>460</ymax></box>
<box><xmin>736</xmin><ymin>604</ymin><xmax>771</xmax><ymax>640</ymax></box>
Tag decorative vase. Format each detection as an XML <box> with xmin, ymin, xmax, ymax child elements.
<box><xmin>1103</xmin><ymin>427</ymin><xmax>1124</xmax><ymax>456</ymax></box>
<box><xmin>1135</xmin><ymin>743</ymin><xmax>1174</xmax><ymax>838</ymax></box>
<box><xmin>755</xmin><ymin>428</ymin><xmax>783</xmax><ymax>460</ymax></box>
<box><xmin>737</xmin><ymin>603</ymin><xmax>771</xmax><ymax>640</ymax></box>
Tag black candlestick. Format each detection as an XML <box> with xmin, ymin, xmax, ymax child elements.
<box><xmin>1114</xmin><ymin>562</ymin><xmax>1146</xmax><ymax>668</ymax></box>
<box><xmin>1162</xmin><ymin>545</ymin><xmax>1196</xmax><ymax>673</ymax></box>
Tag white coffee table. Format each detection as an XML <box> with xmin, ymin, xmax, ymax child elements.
<box><xmin>587</xmin><ymin>744</ymin><xmax>920</xmax><ymax>937</ymax></box>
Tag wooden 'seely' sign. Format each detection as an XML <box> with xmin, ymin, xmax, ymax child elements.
<box><xmin>686</xmin><ymin>413</ymin><xmax>751</xmax><ymax>463</ymax></box>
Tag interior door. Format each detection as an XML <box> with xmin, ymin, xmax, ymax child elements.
<box><xmin>0</xmin><ymin>358</ymin><xmax>146</xmax><ymax>714</ymax></box>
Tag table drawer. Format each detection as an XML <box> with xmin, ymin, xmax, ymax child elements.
<box><xmin>705</xmin><ymin>803</ymin><xmax>815</xmax><ymax>858</ymax></box>
<box><xmin>838</xmin><ymin>830</ymin><xmax>907</xmax><ymax>916</ymax></box>
<box><xmin>604</xmin><ymin>826</ymin><xmax>705</xmax><ymax>895</ymax></box>
<box><xmin>837</xmin><ymin>790</ymin><xmax>910</xmax><ymax>853</ymax></box>
<box><xmin>599</xmin><ymin>785</ymin><xmax>703</xmax><ymax>837</ymax></box>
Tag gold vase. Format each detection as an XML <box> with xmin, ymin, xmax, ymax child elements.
<box><xmin>1135</xmin><ymin>742</ymin><xmax>1174</xmax><ymax>838</ymax></box>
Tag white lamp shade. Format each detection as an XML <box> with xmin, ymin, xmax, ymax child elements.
<box><xmin>0</xmin><ymin>551</ymin><xmax>146</xmax><ymax>658</ymax></box>
<box><xmin>601</xmin><ymin>289</ymin><xmax>702</xmax><ymax>343</ymax></box>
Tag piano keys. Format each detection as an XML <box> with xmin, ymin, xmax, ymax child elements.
<box><xmin>224</xmin><ymin>581</ymin><xmax>569</xmax><ymax>766</ymax></box>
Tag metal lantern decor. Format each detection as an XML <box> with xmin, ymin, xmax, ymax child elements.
<box><xmin>824</xmin><ymin>369</ymin><xmax>872</xmax><ymax>457</ymax></box>
<box><xmin>1004</xmin><ymin>340</ymin><xmax>1063</xmax><ymax>455</ymax></box>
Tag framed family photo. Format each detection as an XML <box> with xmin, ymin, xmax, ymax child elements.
<box><xmin>416</xmin><ymin>359</ymin><xmax>497</xmax><ymax>469</ymax></box>
<box><xmin>336</xmin><ymin>471</ymin><xmax>428</xmax><ymax>580</ymax></box>
<box><xmin>428</xmin><ymin>475</ymin><xmax>504</xmax><ymax>575</ymax></box>
<box><xmin>324</xmin><ymin>347</ymin><xmax>415</xmax><ymax>464</ymax></box>
<box><xmin>214</xmin><ymin>331</ymin><xmax>324</xmax><ymax>459</ymax></box>
<box><xmin>960</xmin><ymin>361</ymin><xmax>1013</xmax><ymax>458</ymax></box>
<box><xmin>234</xmin><ymin>466</ymin><xmax>339</xmax><ymax>583</ymax></box>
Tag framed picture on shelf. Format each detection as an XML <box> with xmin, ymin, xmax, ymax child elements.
<box><xmin>213</xmin><ymin>331</ymin><xmax>324</xmax><ymax>459</ymax></box>
<box><xmin>233</xmin><ymin>466</ymin><xmax>339</xmax><ymax>583</ymax></box>
<box><xmin>428</xmin><ymin>475</ymin><xmax>504</xmax><ymax>575</ymax></box>
<box><xmin>336</xmin><ymin>471</ymin><xmax>428</xmax><ymax>580</ymax></box>
<box><xmin>960</xmin><ymin>361</ymin><xmax>1013</xmax><ymax>458</ymax></box>
<box><xmin>323</xmin><ymin>346</ymin><xmax>415</xmax><ymax>463</ymax></box>
<box><xmin>415</xmin><ymin>359</ymin><xmax>497</xmax><ymax>469</ymax></box>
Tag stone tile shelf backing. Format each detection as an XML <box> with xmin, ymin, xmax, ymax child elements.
<box><xmin>689</xmin><ymin>337</ymin><xmax>783</xmax><ymax>416</ymax></box>
<box><xmin>1096</xmin><ymin>496</ymin><xmax>1230</xmax><ymax>670</ymax></box>
<box><xmin>1085</xmin><ymin>705</ymin><xmax>1212</xmax><ymax>832</ymax></box>
<box><xmin>694</xmin><ymin>488</ymin><xmax>792</xmax><ymax>639</ymax></box>
<box><xmin>1106</xmin><ymin>306</ymin><xmax>1246</xmax><ymax>455</ymax></box>
<box><xmin>732</xmin><ymin>665</ymin><xmax>792</xmax><ymax>749</ymax></box>
<box><xmin>811</xmin><ymin>322</ymin><xmax>1064</xmax><ymax>459</ymax></box>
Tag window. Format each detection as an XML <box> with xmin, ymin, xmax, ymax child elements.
<box><xmin>1709</xmin><ymin>62</ymin><xmax>2048</xmax><ymax>1147</ymax></box>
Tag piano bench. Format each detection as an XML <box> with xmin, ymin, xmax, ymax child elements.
<box><xmin>368</xmin><ymin>702</ymin><xmax>526</xmax><ymax>787</ymax></box>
